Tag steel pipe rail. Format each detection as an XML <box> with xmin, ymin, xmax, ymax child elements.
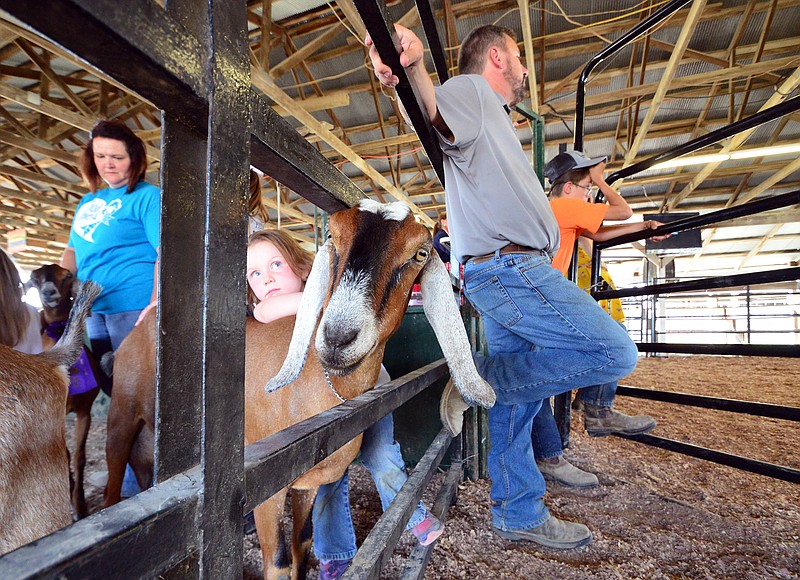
<box><xmin>615</xmin><ymin>433</ymin><xmax>800</xmax><ymax>484</ymax></box>
<box><xmin>606</xmin><ymin>96</ymin><xmax>800</xmax><ymax>185</ymax></box>
<box><xmin>354</xmin><ymin>0</ymin><xmax>446</xmax><ymax>185</ymax></box>
<box><xmin>635</xmin><ymin>343</ymin><xmax>800</xmax><ymax>357</ymax></box>
<box><xmin>573</xmin><ymin>0</ymin><xmax>693</xmax><ymax>151</ymax></box>
<box><xmin>616</xmin><ymin>385</ymin><xmax>800</xmax><ymax>421</ymax></box>
<box><xmin>593</xmin><ymin>266</ymin><xmax>800</xmax><ymax>300</ymax></box>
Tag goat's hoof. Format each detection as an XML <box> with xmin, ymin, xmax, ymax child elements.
<box><xmin>458</xmin><ymin>379</ymin><xmax>496</xmax><ymax>409</ymax></box>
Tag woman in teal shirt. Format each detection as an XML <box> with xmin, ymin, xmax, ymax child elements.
<box><xmin>61</xmin><ymin>119</ymin><xmax>160</xmax><ymax>393</ymax></box>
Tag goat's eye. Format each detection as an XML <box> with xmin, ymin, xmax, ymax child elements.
<box><xmin>414</xmin><ymin>249</ymin><xmax>429</xmax><ymax>263</ymax></box>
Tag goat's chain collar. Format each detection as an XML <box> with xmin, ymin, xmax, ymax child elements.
<box><xmin>322</xmin><ymin>367</ymin><xmax>347</xmax><ymax>403</ymax></box>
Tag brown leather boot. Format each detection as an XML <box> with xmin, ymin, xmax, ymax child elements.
<box><xmin>583</xmin><ymin>404</ymin><xmax>656</xmax><ymax>437</ymax></box>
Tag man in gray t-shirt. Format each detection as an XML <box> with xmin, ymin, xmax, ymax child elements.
<box><xmin>368</xmin><ymin>24</ymin><xmax>641</xmax><ymax>550</ymax></box>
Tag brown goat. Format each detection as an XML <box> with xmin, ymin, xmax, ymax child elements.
<box><xmin>0</xmin><ymin>281</ymin><xmax>101</xmax><ymax>556</ymax></box>
<box><xmin>27</xmin><ymin>264</ymin><xmax>102</xmax><ymax>519</ymax></box>
<box><xmin>105</xmin><ymin>200</ymin><xmax>495</xmax><ymax>579</ymax></box>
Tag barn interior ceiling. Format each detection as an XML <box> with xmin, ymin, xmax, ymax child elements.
<box><xmin>0</xmin><ymin>0</ymin><xmax>798</xmax><ymax>280</ymax></box>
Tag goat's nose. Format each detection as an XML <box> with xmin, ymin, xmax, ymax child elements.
<box><xmin>323</xmin><ymin>322</ymin><xmax>358</xmax><ymax>350</ymax></box>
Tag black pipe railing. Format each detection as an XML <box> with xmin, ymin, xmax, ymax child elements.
<box><xmin>615</xmin><ymin>433</ymin><xmax>800</xmax><ymax>484</ymax></box>
<box><xmin>606</xmin><ymin>95</ymin><xmax>800</xmax><ymax>185</ymax></box>
<box><xmin>616</xmin><ymin>385</ymin><xmax>800</xmax><ymax>420</ymax></box>
<box><xmin>636</xmin><ymin>343</ymin><xmax>800</xmax><ymax>357</ymax></box>
<box><xmin>574</xmin><ymin>0</ymin><xmax>693</xmax><ymax>151</ymax></box>
<box><xmin>593</xmin><ymin>266</ymin><xmax>800</xmax><ymax>301</ymax></box>
<box><xmin>591</xmin><ymin>188</ymin><xmax>800</xmax><ymax>286</ymax></box>
<box><xmin>415</xmin><ymin>0</ymin><xmax>449</xmax><ymax>84</ymax></box>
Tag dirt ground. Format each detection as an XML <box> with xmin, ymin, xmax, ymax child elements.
<box><xmin>71</xmin><ymin>355</ymin><xmax>799</xmax><ymax>579</ymax></box>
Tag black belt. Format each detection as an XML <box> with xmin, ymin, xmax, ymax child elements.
<box><xmin>467</xmin><ymin>244</ymin><xmax>547</xmax><ymax>265</ymax></box>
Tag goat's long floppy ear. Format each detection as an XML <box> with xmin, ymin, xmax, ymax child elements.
<box><xmin>419</xmin><ymin>253</ymin><xmax>495</xmax><ymax>408</ymax></box>
<box><xmin>264</xmin><ymin>243</ymin><xmax>330</xmax><ymax>393</ymax></box>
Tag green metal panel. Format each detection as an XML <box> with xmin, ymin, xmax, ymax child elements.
<box><xmin>383</xmin><ymin>304</ymin><xmax>490</xmax><ymax>479</ymax></box>
<box><xmin>514</xmin><ymin>104</ymin><xmax>546</xmax><ymax>183</ymax></box>
<box><xmin>382</xmin><ymin>306</ymin><xmax>451</xmax><ymax>468</ymax></box>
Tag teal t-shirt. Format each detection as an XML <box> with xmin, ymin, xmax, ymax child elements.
<box><xmin>68</xmin><ymin>181</ymin><xmax>160</xmax><ymax>314</ymax></box>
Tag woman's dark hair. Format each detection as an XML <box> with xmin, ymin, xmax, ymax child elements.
<box><xmin>248</xmin><ymin>170</ymin><xmax>270</xmax><ymax>225</ymax></box>
<box><xmin>433</xmin><ymin>211</ymin><xmax>447</xmax><ymax>235</ymax></box>
<box><xmin>80</xmin><ymin>119</ymin><xmax>148</xmax><ymax>193</ymax></box>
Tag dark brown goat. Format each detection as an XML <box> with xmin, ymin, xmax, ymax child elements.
<box><xmin>27</xmin><ymin>264</ymin><xmax>102</xmax><ymax>519</ymax></box>
<box><xmin>0</xmin><ymin>281</ymin><xmax>101</xmax><ymax>555</ymax></box>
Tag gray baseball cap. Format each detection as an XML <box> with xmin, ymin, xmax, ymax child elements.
<box><xmin>544</xmin><ymin>150</ymin><xmax>608</xmax><ymax>184</ymax></box>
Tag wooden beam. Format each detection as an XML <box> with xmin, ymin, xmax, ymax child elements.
<box><xmin>270</xmin><ymin>23</ymin><xmax>342</xmax><ymax>78</ymax></box>
<box><xmin>666</xmin><ymin>64</ymin><xmax>800</xmax><ymax>209</ymax></box>
<box><xmin>0</xmin><ymin>165</ymin><xmax>84</xmax><ymax>194</ymax></box>
<box><xmin>517</xmin><ymin>0</ymin><xmax>539</xmax><ymax>112</ymax></box>
<box><xmin>0</xmin><ymin>203</ymin><xmax>73</xmax><ymax>225</ymax></box>
<box><xmin>272</xmin><ymin>91</ymin><xmax>350</xmax><ymax>116</ymax></box>
<box><xmin>0</xmin><ymin>185</ymin><xmax>75</xmax><ymax>210</ymax></box>
<box><xmin>624</xmin><ymin>0</ymin><xmax>708</xmax><ymax>164</ymax></box>
<box><xmin>15</xmin><ymin>38</ymin><xmax>95</xmax><ymax>117</ymax></box>
<box><xmin>0</xmin><ymin>129</ymin><xmax>78</xmax><ymax>164</ymax></box>
<box><xmin>251</xmin><ymin>65</ymin><xmax>433</xmax><ymax>226</ymax></box>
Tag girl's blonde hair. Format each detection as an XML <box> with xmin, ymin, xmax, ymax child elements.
<box><xmin>0</xmin><ymin>249</ymin><xmax>31</xmax><ymax>347</ymax></box>
<box><xmin>247</xmin><ymin>229</ymin><xmax>314</xmax><ymax>306</ymax></box>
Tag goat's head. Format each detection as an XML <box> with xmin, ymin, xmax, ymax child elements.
<box><xmin>27</xmin><ymin>264</ymin><xmax>79</xmax><ymax>311</ymax></box>
<box><xmin>265</xmin><ymin>200</ymin><xmax>495</xmax><ymax>409</ymax></box>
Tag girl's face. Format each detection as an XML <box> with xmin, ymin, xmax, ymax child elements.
<box><xmin>247</xmin><ymin>240</ymin><xmax>304</xmax><ymax>302</ymax></box>
<box><xmin>92</xmin><ymin>137</ymin><xmax>132</xmax><ymax>189</ymax></box>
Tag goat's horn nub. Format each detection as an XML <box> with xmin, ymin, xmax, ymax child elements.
<box><xmin>264</xmin><ymin>244</ymin><xmax>330</xmax><ymax>393</ymax></box>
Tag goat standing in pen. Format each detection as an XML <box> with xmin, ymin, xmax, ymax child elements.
<box><xmin>27</xmin><ymin>264</ymin><xmax>102</xmax><ymax>519</ymax></box>
<box><xmin>104</xmin><ymin>200</ymin><xmax>495</xmax><ymax>579</ymax></box>
<box><xmin>0</xmin><ymin>281</ymin><xmax>101</xmax><ymax>556</ymax></box>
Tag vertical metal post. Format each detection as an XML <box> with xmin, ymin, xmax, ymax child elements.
<box><xmin>198</xmin><ymin>1</ymin><xmax>250</xmax><ymax>576</ymax></box>
<box><xmin>746</xmin><ymin>286</ymin><xmax>752</xmax><ymax>344</ymax></box>
<box><xmin>157</xmin><ymin>0</ymin><xmax>209</xmax><ymax>489</ymax></box>
<box><xmin>573</xmin><ymin>0</ymin><xmax>693</xmax><ymax>150</ymax></box>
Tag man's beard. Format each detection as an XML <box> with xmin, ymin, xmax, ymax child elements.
<box><xmin>504</xmin><ymin>69</ymin><xmax>527</xmax><ymax>106</ymax></box>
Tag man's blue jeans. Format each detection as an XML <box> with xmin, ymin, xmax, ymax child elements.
<box><xmin>464</xmin><ymin>253</ymin><xmax>637</xmax><ymax>532</ymax></box>
<box><xmin>312</xmin><ymin>413</ymin><xmax>426</xmax><ymax>561</ymax></box>
<box><xmin>533</xmin><ymin>342</ymin><xmax>622</xmax><ymax>459</ymax></box>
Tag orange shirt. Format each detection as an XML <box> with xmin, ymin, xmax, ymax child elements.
<box><xmin>549</xmin><ymin>197</ymin><xmax>608</xmax><ymax>274</ymax></box>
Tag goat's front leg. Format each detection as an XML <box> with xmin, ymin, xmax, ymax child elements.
<box><xmin>290</xmin><ymin>488</ymin><xmax>317</xmax><ymax>580</ymax></box>
<box><xmin>69</xmin><ymin>388</ymin><xmax>98</xmax><ymax>518</ymax></box>
<box><xmin>254</xmin><ymin>491</ymin><xmax>291</xmax><ymax>580</ymax></box>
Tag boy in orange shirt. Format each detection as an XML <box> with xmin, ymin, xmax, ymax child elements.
<box><xmin>529</xmin><ymin>151</ymin><xmax>664</xmax><ymax>489</ymax></box>
<box><xmin>546</xmin><ymin>150</ymin><xmax>663</xmax><ymax>276</ymax></box>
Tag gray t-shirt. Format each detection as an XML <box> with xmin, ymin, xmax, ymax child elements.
<box><xmin>433</xmin><ymin>74</ymin><xmax>560</xmax><ymax>264</ymax></box>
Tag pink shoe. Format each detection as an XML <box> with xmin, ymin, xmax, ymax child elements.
<box><xmin>410</xmin><ymin>513</ymin><xmax>444</xmax><ymax>546</ymax></box>
<box><xmin>319</xmin><ymin>558</ymin><xmax>351</xmax><ymax>580</ymax></box>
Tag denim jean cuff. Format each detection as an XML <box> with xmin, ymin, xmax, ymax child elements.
<box><xmin>578</xmin><ymin>393</ymin><xmax>614</xmax><ymax>408</ymax></box>
<box><xmin>493</xmin><ymin>506</ymin><xmax>550</xmax><ymax>532</ymax></box>
<box><xmin>404</xmin><ymin>504</ymin><xmax>427</xmax><ymax>531</ymax></box>
<box><xmin>314</xmin><ymin>548</ymin><xmax>357</xmax><ymax>561</ymax></box>
<box><xmin>536</xmin><ymin>451</ymin><xmax>562</xmax><ymax>461</ymax></box>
